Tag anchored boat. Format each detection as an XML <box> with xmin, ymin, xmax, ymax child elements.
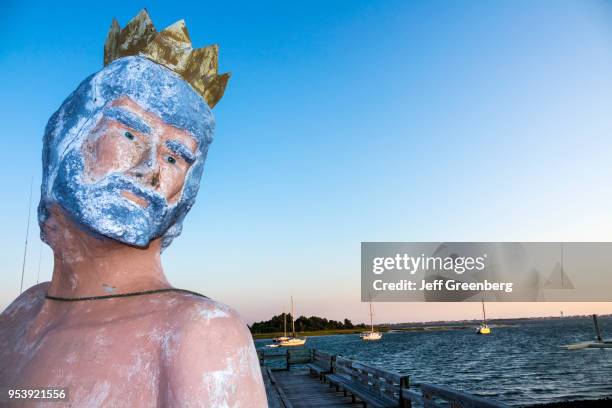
<box><xmin>476</xmin><ymin>299</ymin><xmax>491</xmax><ymax>335</ymax></box>
<box><xmin>279</xmin><ymin>296</ymin><xmax>306</xmax><ymax>347</ymax></box>
<box><xmin>272</xmin><ymin>310</ymin><xmax>290</xmax><ymax>344</ymax></box>
<box><xmin>360</xmin><ymin>296</ymin><xmax>382</xmax><ymax>341</ymax></box>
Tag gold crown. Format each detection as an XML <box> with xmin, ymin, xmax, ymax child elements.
<box><xmin>104</xmin><ymin>9</ymin><xmax>229</xmax><ymax>108</ymax></box>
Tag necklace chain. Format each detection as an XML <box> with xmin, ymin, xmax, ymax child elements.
<box><xmin>45</xmin><ymin>288</ymin><xmax>208</xmax><ymax>302</ymax></box>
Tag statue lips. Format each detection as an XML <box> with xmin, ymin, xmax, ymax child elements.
<box><xmin>121</xmin><ymin>190</ymin><xmax>150</xmax><ymax>208</ymax></box>
<box><xmin>102</xmin><ymin>173</ymin><xmax>168</xmax><ymax>212</ymax></box>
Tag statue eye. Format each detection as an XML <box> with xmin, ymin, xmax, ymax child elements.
<box><xmin>166</xmin><ymin>156</ymin><xmax>176</xmax><ymax>164</ymax></box>
<box><xmin>124</xmin><ymin>131</ymin><xmax>135</xmax><ymax>140</ymax></box>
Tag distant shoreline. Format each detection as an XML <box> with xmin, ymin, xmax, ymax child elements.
<box><xmin>252</xmin><ymin>323</ymin><xmax>513</xmax><ymax>340</ymax></box>
<box><xmin>252</xmin><ymin>314</ymin><xmax>611</xmax><ymax>340</ymax></box>
<box><xmin>250</xmin><ymin>314</ymin><xmax>611</xmax><ymax>338</ymax></box>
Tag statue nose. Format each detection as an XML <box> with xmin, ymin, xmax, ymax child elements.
<box><xmin>150</xmin><ymin>171</ymin><xmax>160</xmax><ymax>187</ymax></box>
<box><xmin>130</xmin><ymin>157</ymin><xmax>160</xmax><ymax>187</ymax></box>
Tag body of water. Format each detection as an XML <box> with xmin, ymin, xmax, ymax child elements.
<box><xmin>255</xmin><ymin>317</ymin><xmax>612</xmax><ymax>406</ymax></box>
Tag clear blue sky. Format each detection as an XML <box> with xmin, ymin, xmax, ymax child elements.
<box><xmin>2</xmin><ymin>1</ymin><xmax>612</xmax><ymax>324</ymax></box>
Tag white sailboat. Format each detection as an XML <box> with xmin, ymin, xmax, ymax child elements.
<box><xmin>266</xmin><ymin>311</ymin><xmax>288</xmax><ymax>347</ymax></box>
<box><xmin>279</xmin><ymin>296</ymin><xmax>306</xmax><ymax>347</ymax></box>
<box><xmin>360</xmin><ymin>297</ymin><xmax>382</xmax><ymax>341</ymax></box>
<box><xmin>272</xmin><ymin>310</ymin><xmax>290</xmax><ymax>343</ymax></box>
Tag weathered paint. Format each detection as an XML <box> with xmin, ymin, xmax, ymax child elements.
<box><xmin>39</xmin><ymin>56</ymin><xmax>214</xmax><ymax>250</ymax></box>
<box><xmin>0</xmin><ymin>284</ymin><xmax>268</xmax><ymax>407</ymax></box>
<box><xmin>0</xmin><ymin>41</ymin><xmax>267</xmax><ymax>407</ymax></box>
<box><xmin>0</xmin><ymin>29</ymin><xmax>267</xmax><ymax>408</ymax></box>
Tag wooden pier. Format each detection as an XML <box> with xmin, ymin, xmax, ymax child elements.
<box><xmin>264</xmin><ymin>367</ymin><xmax>363</xmax><ymax>407</ymax></box>
<box><xmin>259</xmin><ymin>348</ymin><xmax>510</xmax><ymax>408</ymax></box>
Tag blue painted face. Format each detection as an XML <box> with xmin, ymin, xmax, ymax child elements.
<box><xmin>39</xmin><ymin>56</ymin><xmax>215</xmax><ymax>250</ymax></box>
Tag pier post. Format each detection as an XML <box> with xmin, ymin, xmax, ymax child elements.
<box><xmin>399</xmin><ymin>376</ymin><xmax>411</xmax><ymax>408</ymax></box>
<box><xmin>593</xmin><ymin>314</ymin><xmax>603</xmax><ymax>342</ymax></box>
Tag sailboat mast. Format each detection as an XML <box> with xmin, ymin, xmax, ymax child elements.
<box><xmin>19</xmin><ymin>177</ymin><xmax>34</xmax><ymax>294</ymax></box>
<box><xmin>481</xmin><ymin>299</ymin><xmax>487</xmax><ymax>324</ymax></box>
<box><xmin>283</xmin><ymin>309</ymin><xmax>287</xmax><ymax>337</ymax></box>
<box><xmin>369</xmin><ymin>300</ymin><xmax>374</xmax><ymax>331</ymax></box>
<box><xmin>291</xmin><ymin>296</ymin><xmax>296</xmax><ymax>337</ymax></box>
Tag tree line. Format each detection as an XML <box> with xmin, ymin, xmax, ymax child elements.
<box><xmin>250</xmin><ymin>313</ymin><xmax>366</xmax><ymax>333</ymax></box>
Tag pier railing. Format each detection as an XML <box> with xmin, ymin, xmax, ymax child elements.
<box><xmin>258</xmin><ymin>347</ymin><xmax>509</xmax><ymax>407</ymax></box>
<box><xmin>258</xmin><ymin>347</ymin><xmax>312</xmax><ymax>371</ymax></box>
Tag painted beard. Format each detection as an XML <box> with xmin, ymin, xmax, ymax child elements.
<box><xmin>53</xmin><ymin>149</ymin><xmax>176</xmax><ymax>247</ymax></box>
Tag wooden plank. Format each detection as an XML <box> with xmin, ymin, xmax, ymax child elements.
<box><xmin>401</xmin><ymin>389</ymin><xmax>424</xmax><ymax>404</ymax></box>
<box><xmin>352</xmin><ymin>361</ymin><xmax>401</xmax><ymax>384</ymax></box>
<box><xmin>336</xmin><ymin>357</ymin><xmax>406</xmax><ymax>403</ymax></box>
<box><xmin>263</xmin><ymin>354</ymin><xmax>291</xmax><ymax>360</ymax></box>
<box><xmin>274</xmin><ymin>370</ymin><xmax>363</xmax><ymax>408</ymax></box>
<box><xmin>262</xmin><ymin>367</ymin><xmax>286</xmax><ymax>408</ymax></box>
<box><xmin>268</xmin><ymin>368</ymin><xmax>294</xmax><ymax>408</ymax></box>
<box><xmin>327</xmin><ymin>374</ymin><xmax>397</xmax><ymax>408</ymax></box>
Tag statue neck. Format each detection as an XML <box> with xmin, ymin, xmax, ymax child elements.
<box><xmin>45</xmin><ymin>206</ymin><xmax>171</xmax><ymax>299</ymax></box>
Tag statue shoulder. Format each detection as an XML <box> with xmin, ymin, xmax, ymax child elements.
<box><xmin>157</xmin><ymin>292</ymin><xmax>253</xmax><ymax>349</ymax></box>
<box><xmin>1</xmin><ymin>282</ymin><xmax>49</xmax><ymax>322</ymax></box>
<box><xmin>162</xmin><ymin>291</ymin><xmax>249</xmax><ymax>337</ymax></box>
<box><xmin>158</xmin><ymin>291</ymin><xmax>267</xmax><ymax>407</ymax></box>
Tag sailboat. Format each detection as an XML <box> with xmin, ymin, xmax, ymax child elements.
<box><xmin>266</xmin><ymin>311</ymin><xmax>289</xmax><ymax>347</ymax></box>
<box><xmin>278</xmin><ymin>296</ymin><xmax>307</xmax><ymax>347</ymax></box>
<box><xmin>476</xmin><ymin>299</ymin><xmax>491</xmax><ymax>335</ymax></box>
<box><xmin>272</xmin><ymin>311</ymin><xmax>290</xmax><ymax>344</ymax></box>
<box><xmin>360</xmin><ymin>296</ymin><xmax>382</xmax><ymax>341</ymax></box>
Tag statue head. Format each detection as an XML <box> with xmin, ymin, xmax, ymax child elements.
<box><xmin>38</xmin><ymin>11</ymin><xmax>229</xmax><ymax>250</ymax></box>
